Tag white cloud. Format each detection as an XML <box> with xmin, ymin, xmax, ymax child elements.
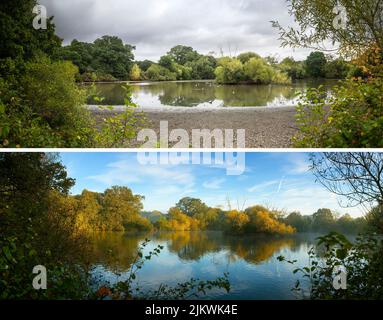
<box><xmin>203</xmin><ymin>178</ymin><xmax>225</xmax><ymax>189</ymax></box>
<box><xmin>285</xmin><ymin>154</ymin><xmax>311</xmax><ymax>175</ymax></box>
<box><xmin>247</xmin><ymin>179</ymin><xmax>280</xmax><ymax>193</ymax></box>
<box><xmin>277</xmin><ymin>176</ymin><xmax>285</xmax><ymax>193</ymax></box>
<box><xmin>88</xmin><ymin>157</ymin><xmax>195</xmax><ymax>188</ymax></box>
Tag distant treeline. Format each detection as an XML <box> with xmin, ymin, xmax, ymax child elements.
<box><xmin>72</xmin><ymin>188</ymin><xmax>367</xmax><ymax>235</ymax></box>
<box><xmin>56</xmin><ymin>36</ymin><xmax>356</xmax><ymax>84</ymax></box>
<box><xmin>72</xmin><ymin>190</ymin><xmax>294</xmax><ymax>235</ymax></box>
<box><xmin>283</xmin><ymin>209</ymin><xmax>366</xmax><ymax>234</ymax></box>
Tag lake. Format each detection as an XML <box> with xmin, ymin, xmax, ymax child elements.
<box><xmin>89</xmin><ymin>231</ymin><xmax>322</xmax><ymax>300</ymax></box>
<box><xmin>86</xmin><ymin>80</ymin><xmax>337</xmax><ymax>109</ymax></box>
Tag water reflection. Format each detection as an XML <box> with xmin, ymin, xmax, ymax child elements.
<box><xmin>90</xmin><ymin>231</ymin><xmax>301</xmax><ymax>268</ymax></box>
<box><xmin>86</xmin><ymin>80</ymin><xmax>337</xmax><ymax>108</ymax></box>
<box><xmin>89</xmin><ymin>231</ymin><xmax>319</xmax><ymax>299</ymax></box>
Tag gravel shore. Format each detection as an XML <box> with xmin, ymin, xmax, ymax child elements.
<box><xmin>91</xmin><ymin>106</ymin><xmax>298</xmax><ymax>148</ymax></box>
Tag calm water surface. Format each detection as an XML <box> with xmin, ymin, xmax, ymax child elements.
<box><xmin>90</xmin><ymin>232</ymin><xmax>323</xmax><ymax>300</ymax></box>
<box><xmin>87</xmin><ymin>80</ymin><xmax>338</xmax><ymax>108</ymax></box>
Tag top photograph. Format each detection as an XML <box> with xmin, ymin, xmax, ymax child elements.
<box><xmin>0</xmin><ymin>0</ymin><xmax>382</xmax><ymax>149</ymax></box>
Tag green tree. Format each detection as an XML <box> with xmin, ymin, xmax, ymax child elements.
<box><xmin>273</xmin><ymin>1</ymin><xmax>383</xmax><ymax>149</ymax></box>
<box><xmin>0</xmin><ymin>0</ymin><xmax>61</xmax><ymax>69</ymax></box>
<box><xmin>56</xmin><ymin>39</ymin><xmax>95</xmax><ymax>74</ymax></box>
<box><xmin>305</xmin><ymin>52</ymin><xmax>327</xmax><ymax>78</ymax></box>
<box><xmin>186</xmin><ymin>56</ymin><xmax>217</xmax><ymax>79</ymax></box>
<box><xmin>197</xmin><ymin>208</ymin><xmax>221</xmax><ymax>229</ymax></box>
<box><xmin>137</xmin><ymin>60</ymin><xmax>154</xmax><ymax>72</ymax></box>
<box><xmin>336</xmin><ymin>214</ymin><xmax>364</xmax><ymax>234</ymax></box>
<box><xmin>312</xmin><ymin>208</ymin><xmax>336</xmax><ymax>232</ymax></box>
<box><xmin>294</xmin><ymin>74</ymin><xmax>383</xmax><ymax>147</ymax></box>
<box><xmin>99</xmin><ymin>186</ymin><xmax>145</xmax><ymax>231</ymax></box>
<box><xmin>285</xmin><ymin>212</ymin><xmax>312</xmax><ymax>232</ymax></box>
<box><xmin>159</xmin><ymin>54</ymin><xmax>176</xmax><ymax>70</ymax></box>
<box><xmin>0</xmin><ymin>153</ymin><xmax>74</xmax><ymax>233</ymax></box>
<box><xmin>366</xmin><ymin>205</ymin><xmax>383</xmax><ymax>233</ymax></box>
<box><xmin>237</xmin><ymin>52</ymin><xmax>261</xmax><ymax>64</ymax></box>
<box><xmin>175</xmin><ymin>197</ymin><xmax>209</xmax><ymax>218</ymax></box>
<box><xmin>279</xmin><ymin>57</ymin><xmax>306</xmax><ymax>79</ymax></box>
<box><xmin>92</xmin><ymin>36</ymin><xmax>135</xmax><ymax>80</ymax></box>
<box><xmin>324</xmin><ymin>58</ymin><xmax>351</xmax><ymax>79</ymax></box>
<box><xmin>168</xmin><ymin>45</ymin><xmax>200</xmax><ymax>65</ymax></box>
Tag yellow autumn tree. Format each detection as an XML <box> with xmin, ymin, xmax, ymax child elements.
<box><xmin>157</xmin><ymin>207</ymin><xmax>200</xmax><ymax>231</ymax></box>
<box><xmin>129</xmin><ymin>64</ymin><xmax>142</xmax><ymax>81</ymax></box>
<box><xmin>224</xmin><ymin>210</ymin><xmax>250</xmax><ymax>234</ymax></box>
<box><xmin>245</xmin><ymin>206</ymin><xmax>295</xmax><ymax>235</ymax></box>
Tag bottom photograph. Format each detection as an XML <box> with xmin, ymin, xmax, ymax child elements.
<box><xmin>1</xmin><ymin>151</ymin><xmax>382</xmax><ymax>301</ymax></box>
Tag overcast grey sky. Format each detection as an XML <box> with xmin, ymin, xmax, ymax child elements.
<box><xmin>40</xmin><ymin>0</ymin><xmax>312</xmax><ymax>61</ymax></box>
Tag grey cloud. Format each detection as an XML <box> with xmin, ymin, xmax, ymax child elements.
<box><xmin>39</xmin><ymin>0</ymin><xmax>311</xmax><ymax>61</ymax></box>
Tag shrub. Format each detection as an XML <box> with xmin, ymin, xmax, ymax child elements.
<box><xmin>20</xmin><ymin>57</ymin><xmax>96</xmax><ymax>146</ymax></box>
<box><xmin>294</xmin><ymin>77</ymin><xmax>383</xmax><ymax>147</ymax></box>
<box><xmin>215</xmin><ymin>56</ymin><xmax>291</xmax><ymax>85</ymax></box>
<box><xmin>129</xmin><ymin>64</ymin><xmax>142</xmax><ymax>81</ymax></box>
<box><xmin>272</xmin><ymin>70</ymin><xmax>292</xmax><ymax>84</ymax></box>
<box><xmin>145</xmin><ymin>64</ymin><xmax>177</xmax><ymax>81</ymax></box>
<box><xmin>245</xmin><ymin>206</ymin><xmax>295</xmax><ymax>234</ymax></box>
<box><xmin>0</xmin><ymin>58</ymin><xmax>147</xmax><ymax>148</ymax></box>
<box><xmin>157</xmin><ymin>208</ymin><xmax>200</xmax><ymax>231</ymax></box>
<box><xmin>279</xmin><ymin>232</ymin><xmax>383</xmax><ymax>299</ymax></box>
<box><xmin>243</xmin><ymin>57</ymin><xmax>273</xmax><ymax>84</ymax></box>
<box><xmin>215</xmin><ymin>58</ymin><xmax>245</xmax><ymax>84</ymax></box>
<box><xmin>223</xmin><ymin>210</ymin><xmax>250</xmax><ymax>234</ymax></box>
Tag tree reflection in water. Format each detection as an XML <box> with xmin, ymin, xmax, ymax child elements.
<box><xmin>90</xmin><ymin>231</ymin><xmax>302</xmax><ymax>271</ymax></box>
<box><xmin>87</xmin><ymin>80</ymin><xmax>335</xmax><ymax>108</ymax></box>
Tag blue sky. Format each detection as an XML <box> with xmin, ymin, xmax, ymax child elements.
<box><xmin>60</xmin><ymin>152</ymin><xmax>363</xmax><ymax>217</ymax></box>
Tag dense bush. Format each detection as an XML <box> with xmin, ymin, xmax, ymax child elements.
<box><xmin>157</xmin><ymin>208</ymin><xmax>200</xmax><ymax>231</ymax></box>
<box><xmin>0</xmin><ymin>60</ymin><xmax>146</xmax><ymax>148</ymax></box>
<box><xmin>294</xmin><ymin>76</ymin><xmax>383</xmax><ymax>148</ymax></box>
<box><xmin>215</xmin><ymin>56</ymin><xmax>291</xmax><ymax>85</ymax></box>
<box><xmin>215</xmin><ymin>57</ymin><xmax>245</xmax><ymax>84</ymax></box>
<box><xmin>245</xmin><ymin>206</ymin><xmax>295</xmax><ymax>234</ymax></box>
<box><xmin>278</xmin><ymin>57</ymin><xmax>306</xmax><ymax>80</ymax></box>
<box><xmin>145</xmin><ymin>64</ymin><xmax>177</xmax><ymax>81</ymax></box>
<box><xmin>21</xmin><ymin>57</ymin><xmax>95</xmax><ymax>144</ymax></box>
<box><xmin>324</xmin><ymin>58</ymin><xmax>351</xmax><ymax>79</ymax></box>
<box><xmin>243</xmin><ymin>57</ymin><xmax>274</xmax><ymax>84</ymax></box>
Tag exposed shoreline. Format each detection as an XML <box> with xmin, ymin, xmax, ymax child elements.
<box><xmin>91</xmin><ymin>106</ymin><xmax>298</xmax><ymax>148</ymax></box>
